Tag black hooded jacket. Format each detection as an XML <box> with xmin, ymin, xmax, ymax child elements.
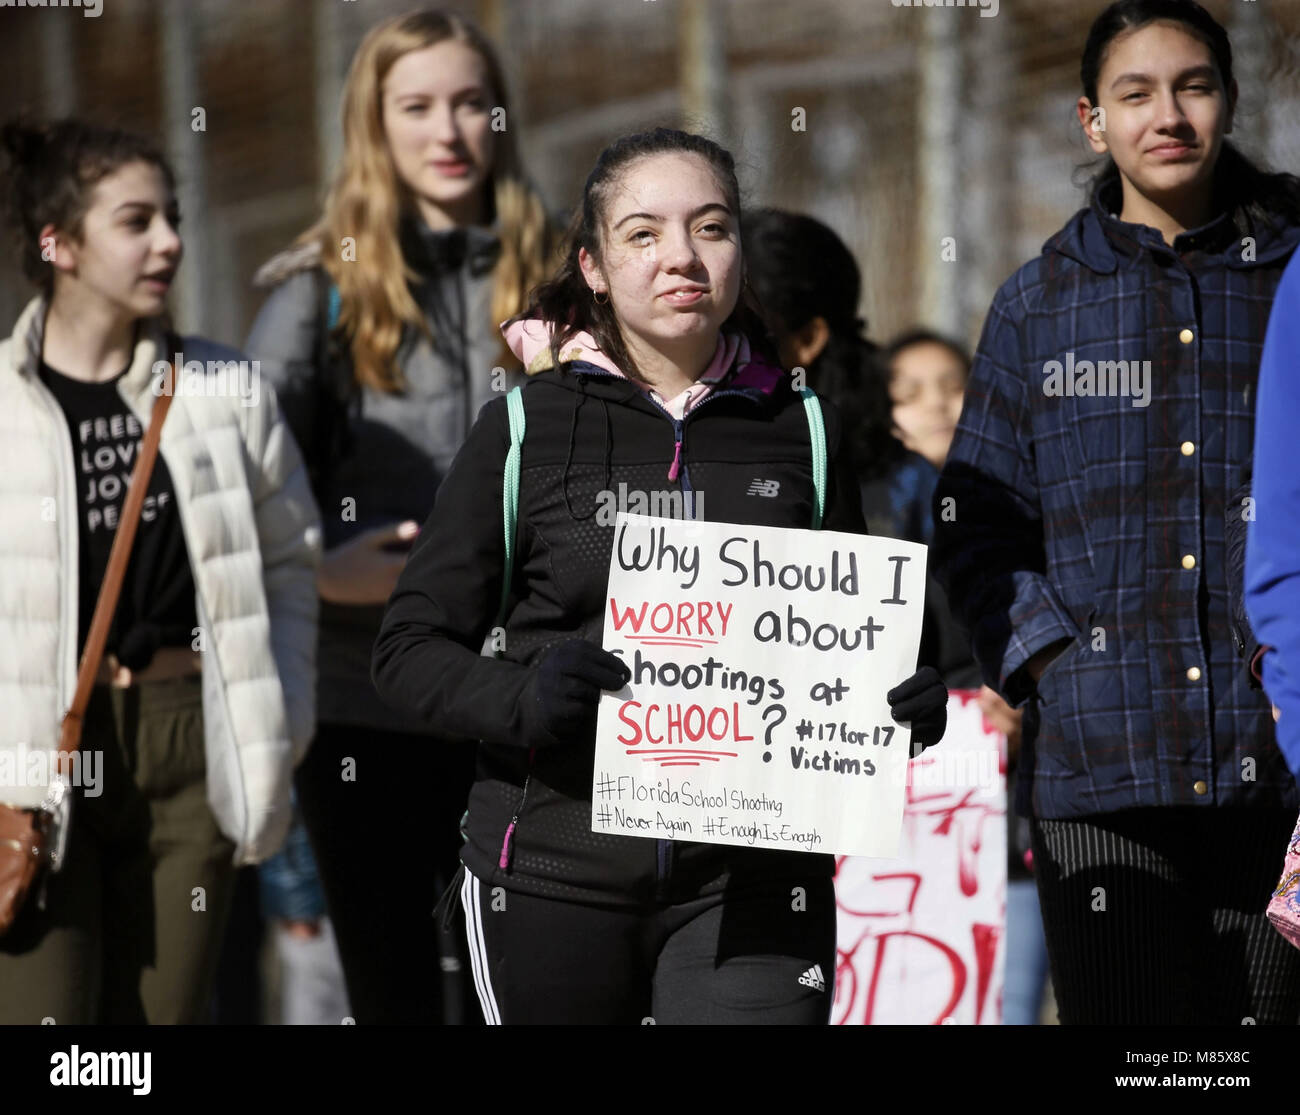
<box><xmin>373</xmin><ymin>356</ymin><xmax>867</xmax><ymax>907</ymax></box>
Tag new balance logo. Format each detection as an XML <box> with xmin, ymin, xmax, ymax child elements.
<box><xmin>748</xmin><ymin>478</ymin><xmax>780</xmax><ymax>498</ymax></box>
<box><xmin>798</xmin><ymin>964</ymin><xmax>826</xmax><ymax>992</ymax></box>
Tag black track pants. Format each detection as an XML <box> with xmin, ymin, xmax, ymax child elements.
<box><xmin>460</xmin><ymin>869</ymin><xmax>836</xmax><ymax>1025</ymax></box>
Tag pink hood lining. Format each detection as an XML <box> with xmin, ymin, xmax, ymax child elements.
<box><xmin>500</xmin><ymin>317</ymin><xmax>785</xmax><ymax>396</ymax></box>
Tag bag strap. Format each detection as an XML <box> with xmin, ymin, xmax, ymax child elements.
<box><xmin>798</xmin><ymin>387</ymin><xmax>827</xmax><ymax>529</ymax></box>
<box><xmin>326</xmin><ymin>283</ymin><xmax>341</xmax><ymax>332</ymax></box>
<box><xmin>497</xmin><ymin>385</ymin><xmax>526</xmax><ymax>629</ymax></box>
<box><xmin>493</xmin><ymin>382</ymin><xmax>827</xmax><ymax>639</ymax></box>
<box><xmin>57</xmin><ymin>357</ymin><xmax>177</xmax><ymax>760</ymax></box>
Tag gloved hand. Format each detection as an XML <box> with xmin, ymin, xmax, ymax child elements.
<box><xmin>521</xmin><ymin>639</ymin><xmax>631</xmax><ymax>748</ymax></box>
<box><xmin>888</xmin><ymin>666</ymin><xmax>948</xmax><ymax>755</ymax></box>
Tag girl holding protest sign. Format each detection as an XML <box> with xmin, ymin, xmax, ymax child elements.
<box><xmin>0</xmin><ymin>118</ymin><xmax>319</xmax><ymax>1023</ymax></box>
<box><xmin>373</xmin><ymin>127</ymin><xmax>949</xmax><ymax>1024</ymax></box>
<box><xmin>933</xmin><ymin>0</ymin><xmax>1300</xmax><ymax>1024</ymax></box>
<box><xmin>244</xmin><ymin>7</ymin><xmax>556</xmax><ymax>1023</ymax></box>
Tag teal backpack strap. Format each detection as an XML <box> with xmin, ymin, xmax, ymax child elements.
<box><xmin>798</xmin><ymin>387</ymin><xmax>827</xmax><ymax>529</ymax></box>
<box><xmin>326</xmin><ymin>283</ymin><xmax>341</xmax><ymax>332</ymax></box>
<box><xmin>498</xmin><ymin>385</ymin><xmax>526</xmax><ymax>628</ymax></box>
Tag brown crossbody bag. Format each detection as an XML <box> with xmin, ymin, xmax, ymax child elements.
<box><xmin>0</xmin><ymin>368</ymin><xmax>175</xmax><ymax>937</ymax></box>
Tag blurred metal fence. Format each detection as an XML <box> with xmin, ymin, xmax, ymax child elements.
<box><xmin>2</xmin><ymin>0</ymin><xmax>1298</xmax><ymax>355</ymax></box>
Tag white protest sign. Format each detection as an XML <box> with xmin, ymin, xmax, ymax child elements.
<box><xmin>591</xmin><ymin>513</ymin><xmax>927</xmax><ymax>858</ymax></box>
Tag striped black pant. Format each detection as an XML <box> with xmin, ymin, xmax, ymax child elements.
<box><xmin>459</xmin><ymin>870</ymin><xmax>836</xmax><ymax>1025</ymax></box>
<box><xmin>1031</xmin><ymin>806</ymin><xmax>1300</xmax><ymax>1025</ymax></box>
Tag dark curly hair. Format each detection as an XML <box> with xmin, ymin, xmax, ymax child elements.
<box><xmin>0</xmin><ymin>117</ymin><xmax>175</xmax><ymax>296</ymax></box>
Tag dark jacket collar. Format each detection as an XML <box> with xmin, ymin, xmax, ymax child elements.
<box><xmin>1044</xmin><ymin>176</ymin><xmax>1300</xmax><ymax>274</ymax></box>
<box><xmin>399</xmin><ymin>214</ymin><xmax>501</xmax><ymax>279</ymax></box>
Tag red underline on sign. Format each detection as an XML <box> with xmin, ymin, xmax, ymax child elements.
<box><xmin>622</xmin><ymin>637</ymin><xmax>719</xmax><ymax>647</ymax></box>
<box><xmin>660</xmin><ymin>762</ymin><xmax>700</xmax><ymax>767</ymax></box>
<box><xmin>625</xmin><ymin>750</ymin><xmax>738</xmax><ymax>758</ymax></box>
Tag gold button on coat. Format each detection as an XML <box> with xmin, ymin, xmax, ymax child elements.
<box><xmin>1182</xmin><ymin>554</ymin><xmax>1196</xmax><ymax>570</ymax></box>
<box><xmin>1179</xmin><ymin>328</ymin><xmax>1194</xmax><ymax>344</ymax></box>
<box><xmin>1193</xmin><ymin>780</ymin><xmax>1208</xmax><ymax>795</ymax></box>
<box><xmin>1181</xmin><ymin>441</ymin><xmax>1195</xmax><ymax>456</ymax></box>
<box><xmin>1187</xmin><ymin>666</ymin><xmax>1202</xmax><ymax>681</ymax></box>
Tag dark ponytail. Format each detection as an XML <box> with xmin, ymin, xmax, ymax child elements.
<box><xmin>0</xmin><ymin>117</ymin><xmax>175</xmax><ymax>295</ymax></box>
<box><xmin>742</xmin><ymin>208</ymin><xmax>901</xmax><ymax>483</ymax></box>
<box><xmin>1080</xmin><ymin>0</ymin><xmax>1300</xmax><ymax>230</ymax></box>
<box><xmin>520</xmin><ymin>127</ymin><xmax>768</xmax><ymax>379</ymax></box>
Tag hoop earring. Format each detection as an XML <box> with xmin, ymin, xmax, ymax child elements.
<box><xmin>592</xmin><ymin>289</ymin><xmax>609</xmax><ymax>306</ymax></box>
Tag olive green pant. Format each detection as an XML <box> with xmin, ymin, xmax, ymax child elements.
<box><xmin>0</xmin><ymin>677</ymin><xmax>235</xmax><ymax>1024</ymax></box>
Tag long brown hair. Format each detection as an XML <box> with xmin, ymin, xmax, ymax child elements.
<box><xmin>295</xmin><ymin>7</ymin><xmax>555</xmax><ymax>390</ymax></box>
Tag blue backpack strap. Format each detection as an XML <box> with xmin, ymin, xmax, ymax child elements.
<box><xmin>326</xmin><ymin>283</ymin><xmax>341</xmax><ymax>332</ymax></box>
<box><xmin>798</xmin><ymin>387</ymin><xmax>827</xmax><ymax>529</ymax></box>
<box><xmin>498</xmin><ymin>385</ymin><xmax>526</xmax><ymax>628</ymax></box>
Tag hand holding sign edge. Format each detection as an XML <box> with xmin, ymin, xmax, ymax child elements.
<box><xmin>887</xmin><ymin>666</ymin><xmax>948</xmax><ymax>753</ymax></box>
<box><xmin>524</xmin><ymin>639</ymin><xmax>632</xmax><ymax>748</ymax></box>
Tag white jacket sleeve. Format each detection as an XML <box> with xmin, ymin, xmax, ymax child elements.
<box><xmin>239</xmin><ymin>377</ymin><xmax>322</xmax><ymax>764</ymax></box>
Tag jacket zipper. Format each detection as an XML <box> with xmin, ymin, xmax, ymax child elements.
<box><xmin>569</xmin><ymin>369</ymin><xmax>765</xmax><ymax>893</ymax></box>
<box><xmin>516</xmin><ymin>369</ymin><xmax>767</xmax><ymax>892</ymax></box>
<box><xmin>499</xmin><ymin>747</ymin><xmax>535</xmax><ymax>871</ymax></box>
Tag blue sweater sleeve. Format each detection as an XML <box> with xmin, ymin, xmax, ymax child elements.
<box><xmin>1245</xmin><ymin>248</ymin><xmax>1300</xmax><ymax>780</ymax></box>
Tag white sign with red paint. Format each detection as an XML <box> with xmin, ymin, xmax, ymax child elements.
<box><xmin>591</xmin><ymin>513</ymin><xmax>927</xmax><ymax>857</ymax></box>
<box><xmin>832</xmin><ymin>690</ymin><xmax>1007</xmax><ymax>1025</ymax></box>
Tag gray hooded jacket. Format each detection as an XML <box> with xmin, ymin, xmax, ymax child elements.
<box><xmin>246</xmin><ymin>219</ymin><xmax>513</xmax><ymax>731</ymax></box>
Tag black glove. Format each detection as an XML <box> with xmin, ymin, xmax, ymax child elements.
<box><xmin>888</xmin><ymin>666</ymin><xmax>948</xmax><ymax>755</ymax></box>
<box><xmin>521</xmin><ymin>639</ymin><xmax>631</xmax><ymax>748</ymax></box>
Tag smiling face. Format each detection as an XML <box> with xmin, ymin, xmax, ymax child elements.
<box><xmin>47</xmin><ymin>159</ymin><xmax>181</xmax><ymax>318</ymax></box>
<box><xmin>578</xmin><ymin>152</ymin><xmax>742</xmax><ymax>376</ymax></box>
<box><xmin>1079</xmin><ymin>21</ymin><xmax>1233</xmax><ymax>220</ymax></box>
<box><xmin>381</xmin><ymin>38</ymin><xmax>497</xmax><ymax>229</ymax></box>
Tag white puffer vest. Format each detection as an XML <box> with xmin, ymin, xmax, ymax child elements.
<box><xmin>0</xmin><ymin>297</ymin><xmax>321</xmax><ymax>863</ymax></box>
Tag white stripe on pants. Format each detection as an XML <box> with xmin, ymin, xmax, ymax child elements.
<box><xmin>461</xmin><ymin>870</ymin><xmax>502</xmax><ymax>1025</ymax></box>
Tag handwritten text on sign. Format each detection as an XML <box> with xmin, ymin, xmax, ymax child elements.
<box><xmin>592</xmin><ymin>514</ymin><xmax>927</xmax><ymax>858</ymax></box>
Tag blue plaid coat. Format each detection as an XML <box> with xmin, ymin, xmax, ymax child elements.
<box><xmin>934</xmin><ymin>183</ymin><xmax>1300</xmax><ymax>820</ymax></box>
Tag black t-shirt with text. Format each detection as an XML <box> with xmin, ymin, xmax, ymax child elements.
<box><xmin>40</xmin><ymin>361</ymin><xmax>197</xmax><ymax>669</ymax></box>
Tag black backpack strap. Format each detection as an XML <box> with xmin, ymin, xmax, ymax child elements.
<box><xmin>307</xmin><ymin>273</ymin><xmax>360</xmax><ymax>499</ymax></box>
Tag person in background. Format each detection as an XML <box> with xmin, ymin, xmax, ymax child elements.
<box><xmin>0</xmin><ymin>118</ymin><xmax>319</xmax><ymax>1024</ymax></box>
<box><xmin>744</xmin><ymin>211</ymin><xmax>1048</xmax><ymax>1023</ymax></box>
<box><xmin>887</xmin><ymin>330</ymin><xmax>1048</xmax><ymax>1025</ymax></box>
<box><xmin>243</xmin><ymin>6</ymin><xmax>557</xmax><ymax>1025</ymax></box>
<box><xmin>933</xmin><ymin>0</ymin><xmax>1300</xmax><ymax>1024</ymax></box>
<box><xmin>373</xmin><ymin>129</ymin><xmax>949</xmax><ymax>1025</ymax></box>
<box><xmin>258</xmin><ymin>805</ymin><xmax>352</xmax><ymax>1024</ymax></box>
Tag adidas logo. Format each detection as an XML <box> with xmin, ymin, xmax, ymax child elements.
<box><xmin>747</xmin><ymin>478</ymin><xmax>780</xmax><ymax>498</ymax></box>
<box><xmin>797</xmin><ymin>963</ymin><xmax>826</xmax><ymax>992</ymax></box>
